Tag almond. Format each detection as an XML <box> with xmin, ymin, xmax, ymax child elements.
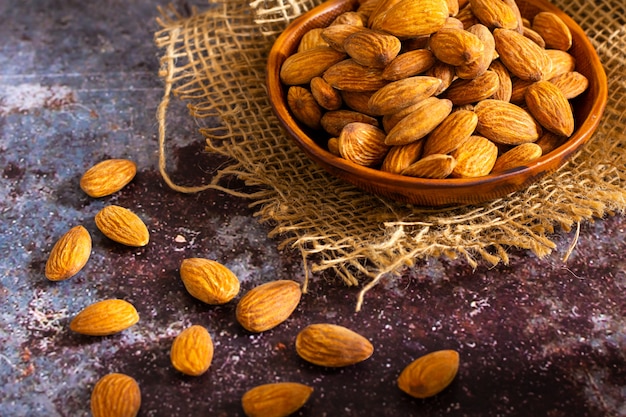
<box><xmin>525</xmin><ymin>80</ymin><xmax>575</xmax><ymax>137</ymax></box>
<box><xmin>310</xmin><ymin>76</ymin><xmax>343</xmax><ymax>111</ymax></box>
<box><xmin>323</xmin><ymin>59</ymin><xmax>388</xmax><ymax>92</ymax></box>
<box><xmin>468</xmin><ymin>0</ymin><xmax>518</xmax><ymax>30</ymax></box>
<box><xmin>241</xmin><ymin>382</ymin><xmax>313</xmax><ymax>417</ymax></box>
<box><xmin>532</xmin><ymin>12</ymin><xmax>572</xmax><ymax>51</ymax></box>
<box><xmin>429</xmin><ymin>27</ymin><xmax>485</xmax><ymax>67</ymax></box>
<box><xmin>522</xmin><ymin>26</ymin><xmax>546</xmax><ymax>48</ymax></box>
<box><xmin>236</xmin><ymin>280</ymin><xmax>301</xmax><ymax>333</ymax></box>
<box><xmin>340</xmin><ymin>90</ymin><xmax>378</xmax><ymax>116</ymax></box>
<box><xmin>535</xmin><ymin>131</ymin><xmax>566</xmax><ymax>155</ymax></box>
<box><xmin>367</xmin><ymin>76</ymin><xmax>442</xmax><ymax>115</ymax></box>
<box><xmin>474</xmin><ymin>99</ymin><xmax>541</xmax><ymax>145</ymax></box>
<box><xmin>297</xmin><ymin>28</ymin><xmax>329</xmax><ymax>52</ymax></box>
<box><xmin>338</xmin><ymin>122</ymin><xmax>390</xmax><ymax>167</ymax></box>
<box><xmin>425</xmin><ymin>61</ymin><xmax>456</xmax><ymax>95</ymax></box>
<box><xmin>443</xmin><ymin>70</ymin><xmax>500</xmax><ymax>105</ymax></box>
<box><xmin>456</xmin><ymin>23</ymin><xmax>496</xmax><ymax>79</ymax></box>
<box><xmin>401</xmin><ymin>154</ymin><xmax>457</xmax><ymax>178</ymax></box>
<box><xmin>370</xmin><ymin>0</ymin><xmax>449</xmax><ymax>38</ymax></box>
<box><xmin>488</xmin><ymin>59</ymin><xmax>513</xmax><ymax>101</ymax></box>
<box><xmin>423</xmin><ymin>109</ymin><xmax>478</xmax><ymax>156</ymax></box>
<box><xmin>331</xmin><ymin>11</ymin><xmax>366</xmax><ymax>27</ymax></box>
<box><xmin>287</xmin><ymin>86</ymin><xmax>323</xmax><ymax>130</ymax></box>
<box><xmin>382</xmin><ymin>49</ymin><xmax>435</xmax><ymax>81</ymax></box>
<box><xmin>91</xmin><ymin>373</ymin><xmax>141</xmax><ymax>417</ymax></box>
<box><xmin>45</xmin><ymin>225</ymin><xmax>91</xmax><ymax>281</ymax></box>
<box><xmin>80</xmin><ymin>159</ymin><xmax>136</xmax><ymax>198</ymax></box>
<box><xmin>380</xmin><ymin>141</ymin><xmax>425</xmax><ymax>174</ymax></box>
<box><xmin>544</xmin><ymin>49</ymin><xmax>576</xmax><ymax>79</ymax></box>
<box><xmin>179</xmin><ymin>258</ymin><xmax>240</xmax><ymax>305</ymax></box>
<box><xmin>493</xmin><ymin>28</ymin><xmax>551</xmax><ymax>81</ymax></box>
<box><xmin>549</xmin><ymin>71</ymin><xmax>589</xmax><ymax>99</ymax></box>
<box><xmin>385</xmin><ymin>97</ymin><xmax>453</xmax><ymax>145</ymax></box>
<box><xmin>170</xmin><ymin>325</ymin><xmax>214</xmax><ymax>376</ymax></box>
<box><xmin>491</xmin><ymin>142</ymin><xmax>543</xmax><ymax>173</ymax></box>
<box><xmin>70</xmin><ymin>299</ymin><xmax>139</xmax><ymax>336</ymax></box>
<box><xmin>95</xmin><ymin>205</ymin><xmax>149</xmax><ymax>247</ymax></box>
<box><xmin>397</xmin><ymin>350</ymin><xmax>459</xmax><ymax>399</ymax></box>
<box><xmin>280</xmin><ymin>46</ymin><xmax>346</xmax><ymax>85</ymax></box>
<box><xmin>320</xmin><ymin>109</ymin><xmax>379</xmax><ymax>137</ymax></box>
<box><xmin>343</xmin><ymin>28</ymin><xmax>401</xmax><ymax>68</ymax></box>
<box><xmin>320</xmin><ymin>24</ymin><xmax>364</xmax><ymax>52</ymax></box>
<box><xmin>287</xmin><ymin>85</ymin><xmax>322</xmax><ymax>129</ymax></box>
<box><xmin>451</xmin><ymin>135</ymin><xmax>498</xmax><ymax>177</ymax></box>
<box><xmin>295</xmin><ymin>323</ymin><xmax>374</xmax><ymax>367</ymax></box>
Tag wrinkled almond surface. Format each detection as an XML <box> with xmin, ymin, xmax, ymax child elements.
<box><xmin>241</xmin><ymin>382</ymin><xmax>313</xmax><ymax>417</ymax></box>
<box><xmin>91</xmin><ymin>372</ymin><xmax>141</xmax><ymax>417</ymax></box>
<box><xmin>45</xmin><ymin>225</ymin><xmax>92</xmax><ymax>281</ymax></box>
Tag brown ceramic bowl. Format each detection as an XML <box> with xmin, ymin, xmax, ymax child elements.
<box><xmin>266</xmin><ymin>0</ymin><xmax>608</xmax><ymax>206</ymax></box>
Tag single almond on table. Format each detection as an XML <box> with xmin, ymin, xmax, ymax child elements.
<box><xmin>179</xmin><ymin>258</ymin><xmax>240</xmax><ymax>305</ymax></box>
<box><xmin>80</xmin><ymin>159</ymin><xmax>136</xmax><ymax>198</ymax></box>
<box><xmin>45</xmin><ymin>225</ymin><xmax>91</xmax><ymax>281</ymax></box>
<box><xmin>241</xmin><ymin>382</ymin><xmax>313</xmax><ymax>417</ymax></box>
<box><xmin>170</xmin><ymin>325</ymin><xmax>214</xmax><ymax>376</ymax></box>
<box><xmin>91</xmin><ymin>373</ymin><xmax>141</xmax><ymax>417</ymax></box>
<box><xmin>295</xmin><ymin>323</ymin><xmax>374</xmax><ymax>367</ymax></box>
<box><xmin>236</xmin><ymin>280</ymin><xmax>302</xmax><ymax>333</ymax></box>
<box><xmin>397</xmin><ymin>349</ymin><xmax>459</xmax><ymax>399</ymax></box>
<box><xmin>95</xmin><ymin>205</ymin><xmax>149</xmax><ymax>247</ymax></box>
<box><xmin>70</xmin><ymin>299</ymin><xmax>139</xmax><ymax>336</ymax></box>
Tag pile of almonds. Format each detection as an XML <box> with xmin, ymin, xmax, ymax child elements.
<box><xmin>281</xmin><ymin>0</ymin><xmax>589</xmax><ymax>179</ymax></box>
<box><xmin>45</xmin><ymin>158</ymin><xmax>461</xmax><ymax>416</ymax></box>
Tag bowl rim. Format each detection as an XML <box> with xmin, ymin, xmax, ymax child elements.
<box><xmin>266</xmin><ymin>0</ymin><xmax>608</xmax><ymax>204</ymax></box>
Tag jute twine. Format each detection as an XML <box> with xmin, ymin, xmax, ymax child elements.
<box><xmin>155</xmin><ymin>0</ymin><xmax>626</xmax><ymax>310</ymax></box>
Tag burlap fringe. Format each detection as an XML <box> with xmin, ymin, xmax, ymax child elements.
<box><xmin>155</xmin><ymin>0</ymin><xmax>626</xmax><ymax>310</ymax></box>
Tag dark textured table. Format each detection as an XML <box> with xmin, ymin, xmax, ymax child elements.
<box><xmin>0</xmin><ymin>1</ymin><xmax>624</xmax><ymax>416</ymax></box>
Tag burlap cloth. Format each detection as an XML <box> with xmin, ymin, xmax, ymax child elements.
<box><xmin>154</xmin><ymin>0</ymin><xmax>626</xmax><ymax>309</ymax></box>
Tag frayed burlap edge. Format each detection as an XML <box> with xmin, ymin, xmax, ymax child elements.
<box><xmin>155</xmin><ymin>0</ymin><xmax>626</xmax><ymax>310</ymax></box>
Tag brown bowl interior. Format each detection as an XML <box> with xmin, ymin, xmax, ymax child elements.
<box><xmin>266</xmin><ymin>0</ymin><xmax>608</xmax><ymax>206</ymax></box>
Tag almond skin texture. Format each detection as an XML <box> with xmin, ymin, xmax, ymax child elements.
<box><xmin>532</xmin><ymin>11</ymin><xmax>572</xmax><ymax>51</ymax></box>
<box><xmin>385</xmin><ymin>97</ymin><xmax>453</xmax><ymax>145</ymax></box>
<box><xmin>525</xmin><ymin>80</ymin><xmax>575</xmax><ymax>137</ymax></box>
<box><xmin>493</xmin><ymin>28</ymin><xmax>551</xmax><ymax>81</ymax></box>
<box><xmin>443</xmin><ymin>70</ymin><xmax>500</xmax><ymax>106</ymax></box>
<box><xmin>549</xmin><ymin>71</ymin><xmax>589</xmax><ymax>99</ymax></box>
<box><xmin>474</xmin><ymin>99</ymin><xmax>541</xmax><ymax>145</ymax></box>
<box><xmin>492</xmin><ymin>142</ymin><xmax>543</xmax><ymax>173</ymax></box>
<box><xmin>423</xmin><ymin>109</ymin><xmax>478</xmax><ymax>156</ymax></box>
<box><xmin>469</xmin><ymin>0</ymin><xmax>519</xmax><ymax>30</ymax></box>
<box><xmin>295</xmin><ymin>323</ymin><xmax>374</xmax><ymax>367</ymax></box>
<box><xmin>323</xmin><ymin>59</ymin><xmax>388</xmax><ymax>92</ymax></box>
<box><xmin>429</xmin><ymin>27</ymin><xmax>485</xmax><ymax>67</ymax></box>
<box><xmin>91</xmin><ymin>373</ymin><xmax>141</xmax><ymax>417</ymax></box>
<box><xmin>180</xmin><ymin>258</ymin><xmax>240</xmax><ymax>305</ymax></box>
<box><xmin>170</xmin><ymin>325</ymin><xmax>214</xmax><ymax>376</ymax></box>
<box><xmin>368</xmin><ymin>76</ymin><xmax>442</xmax><ymax>116</ymax></box>
<box><xmin>401</xmin><ymin>154</ymin><xmax>457</xmax><ymax>179</ymax></box>
<box><xmin>80</xmin><ymin>159</ymin><xmax>136</xmax><ymax>198</ymax></box>
<box><xmin>95</xmin><ymin>205</ymin><xmax>149</xmax><ymax>247</ymax></box>
<box><xmin>236</xmin><ymin>280</ymin><xmax>302</xmax><ymax>333</ymax></box>
<box><xmin>280</xmin><ymin>46</ymin><xmax>346</xmax><ymax>85</ymax></box>
<box><xmin>338</xmin><ymin>122</ymin><xmax>390</xmax><ymax>167</ymax></box>
<box><xmin>451</xmin><ymin>135</ymin><xmax>498</xmax><ymax>177</ymax></box>
<box><xmin>287</xmin><ymin>86</ymin><xmax>323</xmax><ymax>130</ymax></box>
<box><xmin>45</xmin><ymin>225</ymin><xmax>92</xmax><ymax>281</ymax></box>
<box><xmin>380</xmin><ymin>141</ymin><xmax>425</xmax><ymax>174</ymax></box>
<box><xmin>70</xmin><ymin>299</ymin><xmax>139</xmax><ymax>336</ymax></box>
<box><xmin>343</xmin><ymin>28</ymin><xmax>401</xmax><ymax>68</ymax></box>
<box><xmin>382</xmin><ymin>49</ymin><xmax>435</xmax><ymax>81</ymax></box>
<box><xmin>241</xmin><ymin>382</ymin><xmax>314</xmax><ymax>417</ymax></box>
<box><xmin>371</xmin><ymin>0</ymin><xmax>449</xmax><ymax>38</ymax></box>
<box><xmin>398</xmin><ymin>350</ymin><xmax>459</xmax><ymax>399</ymax></box>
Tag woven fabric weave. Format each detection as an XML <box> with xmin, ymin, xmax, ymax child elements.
<box><xmin>155</xmin><ymin>0</ymin><xmax>626</xmax><ymax>308</ymax></box>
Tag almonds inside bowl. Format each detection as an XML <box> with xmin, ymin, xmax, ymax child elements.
<box><xmin>266</xmin><ymin>0</ymin><xmax>607</xmax><ymax>206</ymax></box>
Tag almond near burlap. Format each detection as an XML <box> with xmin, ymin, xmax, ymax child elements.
<box><xmin>155</xmin><ymin>0</ymin><xmax>626</xmax><ymax>310</ymax></box>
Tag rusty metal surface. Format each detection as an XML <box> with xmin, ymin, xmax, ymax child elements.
<box><xmin>0</xmin><ymin>1</ymin><xmax>624</xmax><ymax>416</ymax></box>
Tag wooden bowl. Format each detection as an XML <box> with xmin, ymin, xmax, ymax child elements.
<box><xmin>266</xmin><ymin>0</ymin><xmax>608</xmax><ymax>206</ymax></box>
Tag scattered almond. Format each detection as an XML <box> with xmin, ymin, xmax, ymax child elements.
<box><xmin>45</xmin><ymin>225</ymin><xmax>91</xmax><ymax>281</ymax></box>
<box><xmin>170</xmin><ymin>325</ymin><xmax>214</xmax><ymax>376</ymax></box>
<box><xmin>397</xmin><ymin>349</ymin><xmax>460</xmax><ymax>399</ymax></box>
<box><xmin>70</xmin><ymin>299</ymin><xmax>139</xmax><ymax>336</ymax></box>
<box><xmin>241</xmin><ymin>382</ymin><xmax>314</xmax><ymax>417</ymax></box>
<box><xmin>95</xmin><ymin>205</ymin><xmax>149</xmax><ymax>247</ymax></box>
<box><xmin>80</xmin><ymin>159</ymin><xmax>136</xmax><ymax>198</ymax></box>
<box><xmin>295</xmin><ymin>323</ymin><xmax>374</xmax><ymax>367</ymax></box>
<box><xmin>91</xmin><ymin>373</ymin><xmax>141</xmax><ymax>417</ymax></box>
<box><xmin>236</xmin><ymin>280</ymin><xmax>302</xmax><ymax>333</ymax></box>
<box><xmin>179</xmin><ymin>258</ymin><xmax>240</xmax><ymax>305</ymax></box>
